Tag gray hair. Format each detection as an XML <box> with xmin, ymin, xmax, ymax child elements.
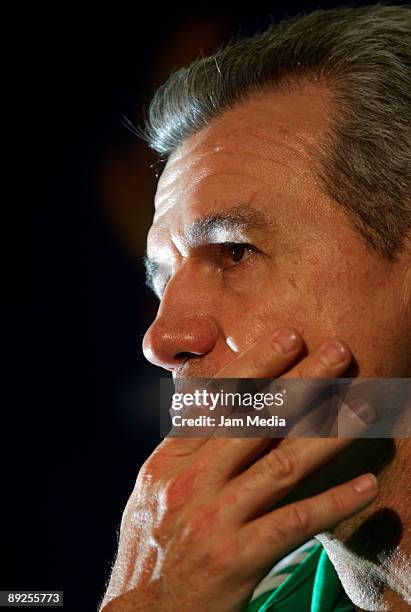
<box><xmin>143</xmin><ymin>4</ymin><xmax>411</xmax><ymax>259</ymax></box>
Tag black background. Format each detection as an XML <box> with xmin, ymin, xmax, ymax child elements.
<box><xmin>5</xmin><ymin>2</ymin><xmax>378</xmax><ymax>610</ymax></box>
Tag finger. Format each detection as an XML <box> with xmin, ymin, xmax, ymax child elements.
<box><xmin>220</xmin><ymin>432</ymin><xmax>373</xmax><ymax>521</ymax></box>
<box><xmin>240</xmin><ymin>472</ymin><xmax>378</xmax><ymax>572</ymax></box>
<box><xmin>285</xmin><ymin>394</ymin><xmax>339</xmax><ymax>437</ymax></box>
<box><xmin>287</xmin><ymin>394</ymin><xmax>375</xmax><ymax>438</ymax></box>
<box><xmin>332</xmin><ymin>397</ymin><xmax>376</xmax><ymax>437</ymax></box>
<box><xmin>207</xmin><ymin>339</ymin><xmax>352</xmax><ymax>443</ymax></box>
<box><xmin>216</xmin><ymin>327</ymin><xmax>303</xmax><ymax>378</ymax></box>
<box><xmin>283</xmin><ymin>339</ymin><xmax>351</xmax><ymax>379</ymax></box>
<box><xmin>268</xmin><ymin>340</ymin><xmax>352</xmax><ymax>429</ymax></box>
<box><xmin>196</xmin><ymin>436</ymin><xmax>276</xmax><ymax>479</ymax></box>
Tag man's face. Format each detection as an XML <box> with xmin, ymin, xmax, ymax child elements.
<box><xmin>143</xmin><ymin>84</ymin><xmax>411</xmax><ymax>379</ymax></box>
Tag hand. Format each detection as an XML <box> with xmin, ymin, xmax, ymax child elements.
<box><xmin>100</xmin><ymin>328</ymin><xmax>378</xmax><ymax>612</ymax></box>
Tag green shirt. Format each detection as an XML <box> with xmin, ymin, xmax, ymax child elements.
<box><xmin>245</xmin><ymin>543</ymin><xmax>355</xmax><ymax>612</ymax></box>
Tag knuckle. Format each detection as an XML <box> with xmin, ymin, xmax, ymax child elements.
<box><xmin>266</xmin><ymin>522</ymin><xmax>289</xmax><ymax>546</ymax></box>
<box><xmin>161</xmin><ymin>470</ymin><xmax>197</xmax><ymax>510</ymax></box>
<box><xmin>264</xmin><ymin>446</ymin><xmax>296</xmax><ymax>481</ymax></box>
<box><xmin>264</xmin><ymin>517</ymin><xmax>299</xmax><ymax>548</ymax></box>
<box><xmin>288</xmin><ymin>503</ymin><xmax>310</xmax><ymax>533</ymax></box>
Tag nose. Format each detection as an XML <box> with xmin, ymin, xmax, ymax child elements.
<box><xmin>142</xmin><ymin>290</ymin><xmax>219</xmax><ymax>372</ymax></box>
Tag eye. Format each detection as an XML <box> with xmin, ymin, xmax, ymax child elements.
<box><xmin>219</xmin><ymin>242</ymin><xmax>257</xmax><ymax>269</ymax></box>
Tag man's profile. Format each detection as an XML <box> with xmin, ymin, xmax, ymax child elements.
<box><xmin>100</xmin><ymin>4</ymin><xmax>411</xmax><ymax>611</ymax></box>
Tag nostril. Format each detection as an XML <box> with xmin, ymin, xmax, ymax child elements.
<box><xmin>175</xmin><ymin>351</ymin><xmax>193</xmax><ymax>362</ymax></box>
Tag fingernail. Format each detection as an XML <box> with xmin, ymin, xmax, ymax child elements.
<box><xmin>318</xmin><ymin>340</ymin><xmax>349</xmax><ymax>367</ymax></box>
<box><xmin>352</xmin><ymin>473</ymin><xmax>378</xmax><ymax>494</ymax></box>
<box><xmin>272</xmin><ymin>328</ymin><xmax>300</xmax><ymax>354</ymax></box>
<box><xmin>348</xmin><ymin>398</ymin><xmax>375</xmax><ymax>425</ymax></box>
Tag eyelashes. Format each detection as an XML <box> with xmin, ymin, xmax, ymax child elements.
<box><xmin>217</xmin><ymin>242</ymin><xmax>259</xmax><ymax>269</ymax></box>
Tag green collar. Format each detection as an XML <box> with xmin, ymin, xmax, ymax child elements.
<box><xmin>246</xmin><ymin>544</ymin><xmax>355</xmax><ymax>612</ymax></box>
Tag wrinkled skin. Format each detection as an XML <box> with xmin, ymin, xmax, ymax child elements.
<box><xmin>103</xmin><ymin>84</ymin><xmax>411</xmax><ymax>611</ymax></box>
<box><xmin>144</xmin><ymin>84</ymin><xmax>411</xmax><ymax>380</ymax></box>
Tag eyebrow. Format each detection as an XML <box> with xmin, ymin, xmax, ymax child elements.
<box><xmin>183</xmin><ymin>204</ymin><xmax>273</xmax><ymax>245</ymax></box>
<box><xmin>144</xmin><ymin>204</ymin><xmax>275</xmax><ymax>294</ymax></box>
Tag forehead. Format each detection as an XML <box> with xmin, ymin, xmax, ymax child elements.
<box><xmin>148</xmin><ymin>83</ymin><xmax>331</xmax><ymax>251</ymax></box>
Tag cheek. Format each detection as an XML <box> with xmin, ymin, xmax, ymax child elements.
<box><xmin>217</xmin><ymin>253</ymin><xmax>368</xmax><ymax>355</ymax></box>
<box><xmin>217</xmin><ymin>262</ymin><xmax>329</xmax><ymax>353</ymax></box>
<box><xmin>216</xmin><ymin>243</ymin><xmax>405</xmax><ymax>376</ymax></box>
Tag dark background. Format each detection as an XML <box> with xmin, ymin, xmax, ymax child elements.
<box><xmin>5</xmin><ymin>2</ymin><xmax>376</xmax><ymax>610</ymax></box>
